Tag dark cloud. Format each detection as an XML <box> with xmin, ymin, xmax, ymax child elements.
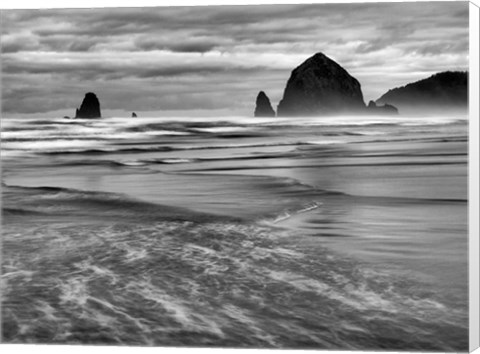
<box><xmin>2</xmin><ymin>52</ymin><xmax>269</xmax><ymax>82</ymax></box>
<box><xmin>134</xmin><ymin>36</ymin><xmax>223</xmax><ymax>53</ymax></box>
<box><xmin>1</xmin><ymin>42</ymin><xmax>27</xmax><ymax>54</ymax></box>
<box><xmin>68</xmin><ymin>40</ymin><xmax>98</xmax><ymax>52</ymax></box>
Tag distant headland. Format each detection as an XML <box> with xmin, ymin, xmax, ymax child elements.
<box><xmin>376</xmin><ymin>71</ymin><xmax>467</xmax><ymax>113</ymax></box>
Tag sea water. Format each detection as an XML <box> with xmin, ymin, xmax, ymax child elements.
<box><xmin>0</xmin><ymin>115</ymin><xmax>468</xmax><ymax>350</ymax></box>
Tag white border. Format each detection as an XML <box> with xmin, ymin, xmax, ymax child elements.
<box><xmin>469</xmin><ymin>2</ymin><xmax>480</xmax><ymax>352</ymax></box>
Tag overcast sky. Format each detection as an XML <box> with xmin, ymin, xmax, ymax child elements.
<box><xmin>1</xmin><ymin>1</ymin><xmax>469</xmax><ymax>117</ymax></box>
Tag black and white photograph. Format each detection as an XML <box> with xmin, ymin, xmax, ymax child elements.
<box><xmin>0</xmin><ymin>0</ymin><xmax>478</xmax><ymax>352</ymax></box>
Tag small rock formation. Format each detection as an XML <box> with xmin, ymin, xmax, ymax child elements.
<box><xmin>376</xmin><ymin>71</ymin><xmax>467</xmax><ymax>113</ymax></box>
<box><xmin>132</xmin><ymin>112</ymin><xmax>137</xmax><ymax>117</ymax></box>
<box><xmin>367</xmin><ymin>100</ymin><xmax>398</xmax><ymax>115</ymax></box>
<box><xmin>63</xmin><ymin>116</ymin><xmax>70</xmax><ymax>119</ymax></box>
<box><xmin>277</xmin><ymin>52</ymin><xmax>365</xmax><ymax>116</ymax></box>
<box><xmin>254</xmin><ymin>91</ymin><xmax>275</xmax><ymax>117</ymax></box>
<box><xmin>75</xmin><ymin>92</ymin><xmax>101</xmax><ymax>118</ymax></box>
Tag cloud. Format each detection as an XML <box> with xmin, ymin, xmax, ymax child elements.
<box><xmin>0</xmin><ymin>2</ymin><xmax>469</xmax><ymax>116</ymax></box>
<box><xmin>133</xmin><ymin>35</ymin><xmax>229</xmax><ymax>53</ymax></box>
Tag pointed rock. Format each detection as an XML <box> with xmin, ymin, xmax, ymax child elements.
<box><xmin>277</xmin><ymin>53</ymin><xmax>365</xmax><ymax>116</ymax></box>
<box><xmin>75</xmin><ymin>92</ymin><xmax>101</xmax><ymax>118</ymax></box>
<box><xmin>132</xmin><ymin>112</ymin><xmax>137</xmax><ymax>117</ymax></box>
<box><xmin>254</xmin><ymin>91</ymin><xmax>275</xmax><ymax>117</ymax></box>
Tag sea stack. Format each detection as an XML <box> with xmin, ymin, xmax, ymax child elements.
<box><xmin>75</xmin><ymin>92</ymin><xmax>101</xmax><ymax>118</ymax></box>
<box><xmin>277</xmin><ymin>52</ymin><xmax>365</xmax><ymax>116</ymax></box>
<box><xmin>367</xmin><ymin>100</ymin><xmax>399</xmax><ymax>115</ymax></box>
<box><xmin>254</xmin><ymin>91</ymin><xmax>276</xmax><ymax>117</ymax></box>
<box><xmin>132</xmin><ymin>112</ymin><xmax>137</xmax><ymax>117</ymax></box>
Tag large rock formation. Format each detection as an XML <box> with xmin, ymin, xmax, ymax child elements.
<box><xmin>75</xmin><ymin>92</ymin><xmax>101</xmax><ymax>118</ymax></box>
<box><xmin>376</xmin><ymin>71</ymin><xmax>467</xmax><ymax>113</ymax></box>
<box><xmin>254</xmin><ymin>91</ymin><xmax>275</xmax><ymax>117</ymax></box>
<box><xmin>277</xmin><ymin>53</ymin><xmax>365</xmax><ymax>116</ymax></box>
<box><xmin>367</xmin><ymin>100</ymin><xmax>398</xmax><ymax>115</ymax></box>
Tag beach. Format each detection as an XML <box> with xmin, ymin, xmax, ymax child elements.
<box><xmin>0</xmin><ymin>114</ymin><xmax>469</xmax><ymax>350</ymax></box>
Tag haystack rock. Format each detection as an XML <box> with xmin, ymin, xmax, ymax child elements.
<box><xmin>132</xmin><ymin>112</ymin><xmax>137</xmax><ymax>117</ymax></box>
<box><xmin>75</xmin><ymin>92</ymin><xmax>101</xmax><ymax>118</ymax></box>
<box><xmin>367</xmin><ymin>100</ymin><xmax>399</xmax><ymax>115</ymax></box>
<box><xmin>254</xmin><ymin>91</ymin><xmax>275</xmax><ymax>117</ymax></box>
<box><xmin>277</xmin><ymin>52</ymin><xmax>365</xmax><ymax>116</ymax></box>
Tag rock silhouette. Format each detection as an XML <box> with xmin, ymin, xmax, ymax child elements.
<box><xmin>75</xmin><ymin>92</ymin><xmax>101</xmax><ymax>118</ymax></box>
<box><xmin>376</xmin><ymin>71</ymin><xmax>467</xmax><ymax>112</ymax></box>
<box><xmin>367</xmin><ymin>100</ymin><xmax>398</xmax><ymax>115</ymax></box>
<box><xmin>254</xmin><ymin>91</ymin><xmax>275</xmax><ymax>117</ymax></box>
<box><xmin>277</xmin><ymin>52</ymin><xmax>365</xmax><ymax>116</ymax></box>
<box><xmin>132</xmin><ymin>112</ymin><xmax>137</xmax><ymax>117</ymax></box>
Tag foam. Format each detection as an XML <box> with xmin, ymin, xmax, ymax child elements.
<box><xmin>222</xmin><ymin>304</ymin><xmax>277</xmax><ymax>346</ymax></box>
<box><xmin>2</xmin><ymin>139</ymin><xmax>103</xmax><ymax>152</ymax></box>
<box><xmin>130</xmin><ymin>277</ymin><xmax>225</xmax><ymax>337</ymax></box>
<box><xmin>194</xmin><ymin>126</ymin><xmax>250</xmax><ymax>133</ymax></box>
<box><xmin>59</xmin><ymin>278</ymin><xmax>90</xmax><ymax>307</ymax></box>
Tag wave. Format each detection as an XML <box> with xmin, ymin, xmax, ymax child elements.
<box><xmin>1</xmin><ymin>114</ymin><xmax>467</xmax><ymax>159</ymax></box>
<box><xmin>185</xmin><ymin>159</ymin><xmax>466</xmax><ymax>175</ymax></box>
<box><xmin>41</xmin><ymin>146</ymin><xmax>175</xmax><ymax>155</ymax></box>
<box><xmin>149</xmin><ymin>158</ymin><xmax>194</xmax><ymax>164</ymax></box>
<box><xmin>193</xmin><ymin>127</ymin><xmax>252</xmax><ymax>134</ymax></box>
<box><xmin>37</xmin><ymin>142</ymin><xmax>299</xmax><ymax>155</ymax></box>
<box><xmin>259</xmin><ymin>116</ymin><xmax>467</xmax><ymax>127</ymax></box>
<box><xmin>116</xmin><ymin>153</ymin><xmax>296</xmax><ymax>166</ymax></box>
<box><xmin>262</xmin><ymin>190</ymin><xmax>466</xmax><ymax>230</ymax></box>
<box><xmin>2</xmin><ymin>183</ymin><xmax>239</xmax><ymax>223</ymax></box>
<box><xmin>351</xmin><ymin>135</ymin><xmax>468</xmax><ymax>145</ymax></box>
<box><xmin>2</xmin><ymin>207</ymin><xmax>49</xmax><ymax>216</ymax></box>
<box><xmin>2</xmin><ymin>115</ymin><xmax>468</xmax><ymax>133</ymax></box>
<box><xmin>271</xmin><ymin>202</ymin><xmax>322</xmax><ymax>223</ymax></box>
<box><xmin>3</xmin><ymin>133</ymin><xmax>466</xmax><ymax>156</ymax></box>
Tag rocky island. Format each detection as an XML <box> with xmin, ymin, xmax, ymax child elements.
<box><xmin>254</xmin><ymin>91</ymin><xmax>276</xmax><ymax>117</ymax></box>
<box><xmin>277</xmin><ymin>52</ymin><xmax>366</xmax><ymax>116</ymax></box>
<box><xmin>367</xmin><ymin>100</ymin><xmax>398</xmax><ymax>115</ymax></box>
<box><xmin>75</xmin><ymin>92</ymin><xmax>101</xmax><ymax>118</ymax></box>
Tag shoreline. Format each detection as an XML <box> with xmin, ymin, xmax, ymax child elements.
<box><xmin>1</xmin><ymin>114</ymin><xmax>469</xmax><ymax>350</ymax></box>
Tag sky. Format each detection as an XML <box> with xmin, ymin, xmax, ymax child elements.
<box><xmin>0</xmin><ymin>1</ymin><xmax>469</xmax><ymax>118</ymax></box>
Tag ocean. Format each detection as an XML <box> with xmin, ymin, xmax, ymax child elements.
<box><xmin>0</xmin><ymin>114</ymin><xmax>469</xmax><ymax>350</ymax></box>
